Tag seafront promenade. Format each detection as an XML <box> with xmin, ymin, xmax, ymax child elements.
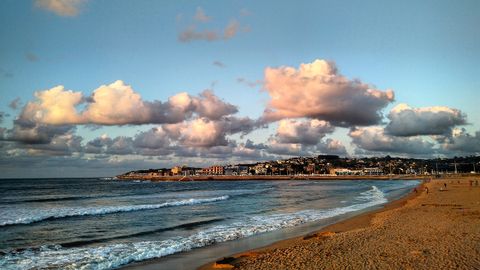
<box><xmin>116</xmin><ymin>174</ymin><xmax>424</xmax><ymax>181</ymax></box>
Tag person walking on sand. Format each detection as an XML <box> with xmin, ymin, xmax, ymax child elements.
<box><xmin>425</xmin><ymin>187</ymin><xmax>429</xmax><ymax>194</ymax></box>
<box><xmin>444</xmin><ymin>183</ymin><xmax>447</xmax><ymax>189</ymax></box>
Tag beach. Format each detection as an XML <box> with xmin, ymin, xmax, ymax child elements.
<box><xmin>202</xmin><ymin>177</ymin><xmax>480</xmax><ymax>270</ymax></box>
<box><xmin>1</xmin><ymin>178</ymin><xmax>420</xmax><ymax>269</ymax></box>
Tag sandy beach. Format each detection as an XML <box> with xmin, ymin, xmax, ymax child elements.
<box><xmin>201</xmin><ymin>177</ymin><xmax>480</xmax><ymax>270</ymax></box>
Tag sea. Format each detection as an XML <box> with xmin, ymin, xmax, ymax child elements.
<box><xmin>0</xmin><ymin>178</ymin><xmax>420</xmax><ymax>270</ymax></box>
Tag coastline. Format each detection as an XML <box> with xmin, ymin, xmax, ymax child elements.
<box><xmin>116</xmin><ymin>174</ymin><xmax>425</xmax><ymax>182</ymax></box>
<box><xmin>121</xmin><ymin>179</ymin><xmax>422</xmax><ymax>270</ymax></box>
<box><xmin>200</xmin><ymin>176</ymin><xmax>480</xmax><ymax>270</ymax></box>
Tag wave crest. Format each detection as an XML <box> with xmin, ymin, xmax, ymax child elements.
<box><xmin>0</xmin><ymin>195</ymin><xmax>229</xmax><ymax>227</ymax></box>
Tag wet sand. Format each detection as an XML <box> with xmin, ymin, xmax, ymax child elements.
<box><xmin>201</xmin><ymin>177</ymin><xmax>480</xmax><ymax>270</ymax></box>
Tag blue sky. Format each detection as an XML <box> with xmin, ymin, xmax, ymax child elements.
<box><xmin>0</xmin><ymin>0</ymin><xmax>479</xmax><ymax>177</ymax></box>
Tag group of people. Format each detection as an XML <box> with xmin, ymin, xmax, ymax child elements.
<box><xmin>414</xmin><ymin>178</ymin><xmax>479</xmax><ymax>194</ymax></box>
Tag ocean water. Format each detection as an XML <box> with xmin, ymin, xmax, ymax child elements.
<box><xmin>0</xmin><ymin>178</ymin><xmax>419</xmax><ymax>270</ymax></box>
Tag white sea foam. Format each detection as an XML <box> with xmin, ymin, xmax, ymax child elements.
<box><xmin>0</xmin><ymin>186</ymin><xmax>388</xmax><ymax>270</ymax></box>
<box><xmin>0</xmin><ymin>195</ymin><xmax>229</xmax><ymax>226</ymax></box>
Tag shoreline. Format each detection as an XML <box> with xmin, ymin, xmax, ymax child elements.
<box><xmin>200</xmin><ymin>176</ymin><xmax>480</xmax><ymax>269</ymax></box>
<box><xmin>117</xmin><ymin>174</ymin><xmax>426</xmax><ymax>182</ymax></box>
<box><xmin>121</xmin><ymin>179</ymin><xmax>422</xmax><ymax>270</ymax></box>
<box><xmin>198</xmin><ymin>181</ymin><xmax>424</xmax><ymax>270</ymax></box>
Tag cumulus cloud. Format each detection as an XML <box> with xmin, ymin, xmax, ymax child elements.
<box><xmin>232</xmin><ymin>143</ymin><xmax>263</xmax><ymax>159</ymax></box>
<box><xmin>112</xmin><ymin>116</ymin><xmax>258</xmax><ymax>151</ymax></box>
<box><xmin>315</xmin><ymin>138</ymin><xmax>348</xmax><ymax>156</ymax></box>
<box><xmin>17</xmin><ymin>81</ymin><xmax>239</xmax><ymax>126</ymax></box>
<box><xmin>5</xmin><ymin>120</ymin><xmax>75</xmax><ymax>145</ymax></box>
<box><xmin>192</xmin><ymin>90</ymin><xmax>238</xmax><ymax>120</ymax></box>
<box><xmin>262</xmin><ymin>59</ymin><xmax>395</xmax><ymax>126</ymax></box>
<box><xmin>84</xmin><ymin>134</ymin><xmax>112</xmax><ymax>154</ymax></box>
<box><xmin>223</xmin><ymin>116</ymin><xmax>262</xmax><ymax>135</ymax></box>
<box><xmin>35</xmin><ymin>0</ymin><xmax>85</xmax><ymax>17</ymax></box>
<box><xmin>276</xmin><ymin>119</ymin><xmax>334</xmax><ymax>145</ymax></box>
<box><xmin>349</xmin><ymin>126</ymin><xmax>435</xmax><ymax>155</ymax></box>
<box><xmin>5</xmin><ymin>79</ymin><xmax>266</xmax><ymax>162</ymax></box>
<box><xmin>25</xmin><ymin>133</ymin><xmax>83</xmax><ymax>156</ymax></box>
<box><xmin>244</xmin><ymin>139</ymin><xmax>268</xmax><ymax>150</ymax></box>
<box><xmin>80</xmin><ymin>125</ymin><xmax>268</xmax><ymax>161</ymax></box>
<box><xmin>133</xmin><ymin>128</ymin><xmax>170</xmax><ymax>150</ymax></box>
<box><xmin>0</xmin><ymin>116</ymin><xmax>81</xmax><ymax>156</ymax></box>
<box><xmin>266</xmin><ymin>139</ymin><xmax>308</xmax><ymax>156</ymax></box>
<box><xmin>163</xmin><ymin>118</ymin><xmax>229</xmax><ymax>147</ymax></box>
<box><xmin>82</xmin><ymin>80</ymin><xmax>152</xmax><ymax>125</ymax></box>
<box><xmin>439</xmin><ymin>128</ymin><xmax>480</xmax><ymax>154</ymax></box>
<box><xmin>265</xmin><ymin>136</ymin><xmax>347</xmax><ymax>157</ymax></box>
<box><xmin>19</xmin><ymin>85</ymin><xmax>84</xmax><ymax>125</ymax></box>
<box><xmin>84</xmin><ymin>135</ymin><xmax>135</xmax><ymax>155</ymax></box>
<box><xmin>106</xmin><ymin>137</ymin><xmax>135</xmax><ymax>155</ymax></box>
<box><xmin>385</xmin><ymin>103</ymin><xmax>467</xmax><ymax>136</ymax></box>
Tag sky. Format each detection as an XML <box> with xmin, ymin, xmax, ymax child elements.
<box><xmin>0</xmin><ymin>0</ymin><xmax>479</xmax><ymax>178</ymax></box>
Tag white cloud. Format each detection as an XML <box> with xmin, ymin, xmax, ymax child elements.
<box><xmin>349</xmin><ymin>126</ymin><xmax>435</xmax><ymax>155</ymax></box>
<box><xmin>17</xmin><ymin>81</ymin><xmax>239</xmax><ymax>126</ymax></box>
<box><xmin>262</xmin><ymin>59</ymin><xmax>394</xmax><ymax>126</ymax></box>
<box><xmin>82</xmin><ymin>80</ymin><xmax>152</xmax><ymax>125</ymax></box>
<box><xmin>385</xmin><ymin>103</ymin><xmax>467</xmax><ymax>136</ymax></box>
<box><xmin>276</xmin><ymin>119</ymin><xmax>334</xmax><ymax>145</ymax></box>
<box><xmin>192</xmin><ymin>90</ymin><xmax>238</xmax><ymax>120</ymax></box>
<box><xmin>315</xmin><ymin>138</ymin><xmax>347</xmax><ymax>156</ymax></box>
<box><xmin>439</xmin><ymin>128</ymin><xmax>480</xmax><ymax>154</ymax></box>
<box><xmin>163</xmin><ymin>118</ymin><xmax>228</xmax><ymax>147</ymax></box>
<box><xmin>20</xmin><ymin>85</ymin><xmax>83</xmax><ymax>125</ymax></box>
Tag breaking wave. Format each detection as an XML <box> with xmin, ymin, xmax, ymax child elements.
<box><xmin>0</xmin><ymin>186</ymin><xmax>388</xmax><ymax>269</ymax></box>
<box><xmin>0</xmin><ymin>196</ymin><xmax>229</xmax><ymax>227</ymax></box>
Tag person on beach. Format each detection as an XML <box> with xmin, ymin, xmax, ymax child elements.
<box><xmin>425</xmin><ymin>187</ymin><xmax>429</xmax><ymax>194</ymax></box>
<box><xmin>444</xmin><ymin>183</ymin><xmax>447</xmax><ymax>189</ymax></box>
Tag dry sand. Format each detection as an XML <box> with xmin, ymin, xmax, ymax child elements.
<box><xmin>202</xmin><ymin>177</ymin><xmax>480</xmax><ymax>270</ymax></box>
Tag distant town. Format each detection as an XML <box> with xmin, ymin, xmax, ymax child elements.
<box><xmin>118</xmin><ymin>155</ymin><xmax>480</xmax><ymax>180</ymax></box>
